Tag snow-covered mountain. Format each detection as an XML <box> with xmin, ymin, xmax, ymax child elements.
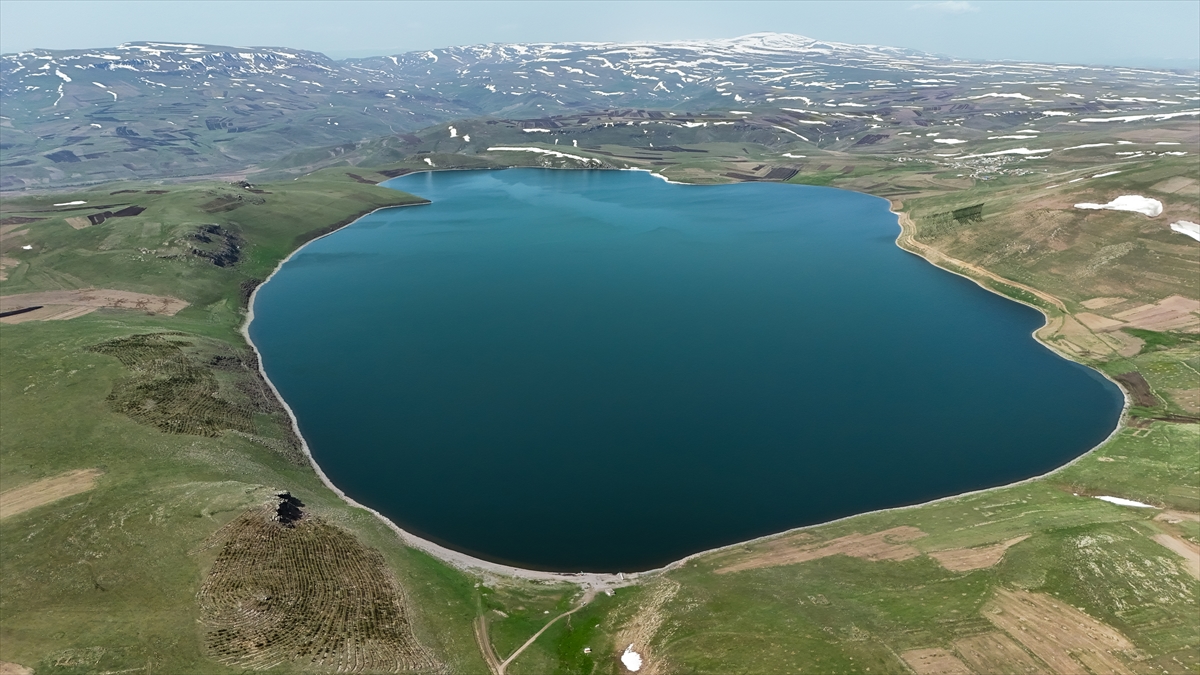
<box><xmin>1</xmin><ymin>34</ymin><xmax>1194</xmax><ymax>188</ymax></box>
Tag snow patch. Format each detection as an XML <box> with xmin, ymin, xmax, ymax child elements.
<box><xmin>621</xmin><ymin>645</ymin><xmax>643</xmax><ymax>672</ymax></box>
<box><xmin>487</xmin><ymin>146</ymin><xmax>601</xmax><ymax>165</ymax></box>
<box><xmin>55</xmin><ymin>69</ymin><xmax>71</xmax><ymax>82</ymax></box>
<box><xmin>968</xmin><ymin>92</ymin><xmax>1032</xmax><ymax>100</ymax></box>
<box><xmin>54</xmin><ymin>200</ymin><xmax>87</xmax><ymax>206</ymax></box>
<box><xmin>773</xmin><ymin>126</ymin><xmax>809</xmax><ymax>141</ymax></box>
<box><xmin>1074</xmin><ymin>195</ymin><xmax>1162</xmax><ymax>217</ymax></box>
<box><xmin>1078</xmin><ymin>110</ymin><xmax>1199</xmax><ymax>123</ymax></box>
<box><xmin>1063</xmin><ymin>143</ymin><xmax>1113</xmax><ymax>150</ymax></box>
<box><xmin>448</xmin><ymin>126</ymin><xmax>457</xmax><ymax>138</ymax></box>
<box><xmin>1095</xmin><ymin>496</ymin><xmax>1156</xmax><ymax>508</ymax></box>
<box><xmin>934</xmin><ymin>138</ymin><xmax>967</xmax><ymax>145</ymax></box>
<box><xmin>1091</xmin><ymin>171</ymin><xmax>1121</xmax><ymax>178</ymax></box>
<box><xmin>959</xmin><ymin>147</ymin><xmax>1051</xmax><ymax>158</ymax></box>
<box><xmin>1169</xmin><ymin>220</ymin><xmax>1200</xmax><ymax>241</ymax></box>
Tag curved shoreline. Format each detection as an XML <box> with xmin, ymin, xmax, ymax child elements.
<box><xmin>241</xmin><ymin>170</ymin><xmax>1131</xmax><ymax>586</ymax></box>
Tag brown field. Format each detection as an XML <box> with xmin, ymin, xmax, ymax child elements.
<box><xmin>953</xmin><ymin>632</ymin><xmax>1050</xmax><ymax>675</ymax></box>
<box><xmin>900</xmin><ymin>648</ymin><xmax>973</xmax><ymax>675</ymax></box>
<box><xmin>1150</xmin><ymin>176</ymin><xmax>1199</xmax><ymax>194</ymax></box>
<box><xmin>1080</xmin><ymin>297</ymin><xmax>1126</xmax><ymax>310</ymax></box>
<box><xmin>1073</xmin><ymin>312</ymin><xmax>1126</xmax><ymax>332</ymax></box>
<box><xmin>1150</xmin><ymin>533</ymin><xmax>1200</xmax><ymax>579</ymax></box>
<box><xmin>928</xmin><ymin>535</ymin><xmax>1031</xmax><ymax>572</ymax></box>
<box><xmin>714</xmin><ymin>526</ymin><xmax>927</xmax><ymax>574</ymax></box>
<box><xmin>196</xmin><ymin>507</ymin><xmax>441</xmax><ymax>673</ymax></box>
<box><xmin>0</xmin><ymin>305</ymin><xmax>99</xmax><ymax>323</ymax></box>
<box><xmin>1156</xmin><ymin>510</ymin><xmax>1200</xmax><ymax>523</ymax></box>
<box><xmin>1111</xmin><ymin>295</ymin><xmax>1200</xmax><ymax>332</ymax></box>
<box><xmin>1113</xmin><ymin>372</ymin><xmax>1159</xmax><ymax>408</ymax></box>
<box><xmin>982</xmin><ymin>589</ymin><xmax>1135</xmax><ymax>675</ymax></box>
<box><xmin>0</xmin><ymin>468</ymin><xmax>103</xmax><ymax>520</ymax></box>
<box><xmin>0</xmin><ymin>289</ymin><xmax>188</xmax><ymax>324</ymax></box>
<box><xmin>0</xmin><ymin>256</ymin><xmax>20</xmax><ymax>281</ymax></box>
<box><xmin>0</xmin><ymin>662</ymin><xmax>34</xmax><ymax>675</ymax></box>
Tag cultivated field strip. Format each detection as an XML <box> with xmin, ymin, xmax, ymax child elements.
<box><xmin>86</xmin><ymin>333</ymin><xmax>303</xmax><ymax>459</ymax></box>
<box><xmin>197</xmin><ymin>507</ymin><xmax>442</xmax><ymax>673</ymax></box>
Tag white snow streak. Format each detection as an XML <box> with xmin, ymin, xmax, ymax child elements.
<box><xmin>1074</xmin><ymin>195</ymin><xmax>1163</xmax><ymax>217</ymax></box>
<box><xmin>1169</xmin><ymin>220</ymin><xmax>1200</xmax><ymax>241</ymax></box>
<box><xmin>1095</xmin><ymin>496</ymin><xmax>1156</xmax><ymax>508</ymax></box>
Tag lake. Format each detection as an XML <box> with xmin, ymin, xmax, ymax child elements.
<box><xmin>249</xmin><ymin>169</ymin><xmax>1123</xmax><ymax>572</ymax></box>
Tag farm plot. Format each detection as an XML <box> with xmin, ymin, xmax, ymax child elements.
<box><xmin>87</xmin><ymin>333</ymin><xmax>256</xmax><ymax>437</ymax></box>
<box><xmin>196</xmin><ymin>506</ymin><xmax>441</xmax><ymax>673</ymax></box>
<box><xmin>84</xmin><ymin>332</ymin><xmax>302</xmax><ymax>460</ymax></box>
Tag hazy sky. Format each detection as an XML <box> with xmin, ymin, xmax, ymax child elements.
<box><xmin>1</xmin><ymin>1</ymin><xmax>1197</xmax><ymax>68</ymax></box>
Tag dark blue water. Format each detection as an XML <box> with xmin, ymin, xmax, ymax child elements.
<box><xmin>250</xmin><ymin>169</ymin><xmax>1122</xmax><ymax>572</ymax></box>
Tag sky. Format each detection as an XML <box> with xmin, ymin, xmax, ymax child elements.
<box><xmin>1</xmin><ymin>1</ymin><xmax>1197</xmax><ymax>69</ymax></box>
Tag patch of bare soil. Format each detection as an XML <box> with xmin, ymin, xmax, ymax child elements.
<box><xmin>953</xmin><ymin>632</ymin><xmax>1049</xmax><ymax>675</ymax></box>
<box><xmin>929</xmin><ymin>535</ymin><xmax>1030</xmax><ymax>572</ymax></box>
<box><xmin>1081</xmin><ymin>297</ymin><xmax>1126</xmax><ymax>310</ymax></box>
<box><xmin>0</xmin><ymin>289</ymin><xmax>188</xmax><ymax>324</ymax></box>
<box><xmin>1112</xmin><ymin>295</ymin><xmax>1200</xmax><ymax>332</ymax></box>
<box><xmin>196</xmin><ymin>505</ymin><xmax>442</xmax><ymax>673</ymax></box>
<box><xmin>0</xmin><ymin>661</ymin><xmax>34</xmax><ymax>675</ymax></box>
<box><xmin>1074</xmin><ymin>312</ymin><xmax>1126</xmax><ymax>332</ymax></box>
<box><xmin>1165</xmin><ymin>387</ymin><xmax>1200</xmax><ymax>414</ymax></box>
<box><xmin>715</xmin><ymin>526</ymin><xmax>927</xmax><ymax>574</ymax></box>
<box><xmin>900</xmin><ymin>648</ymin><xmax>973</xmax><ymax>675</ymax></box>
<box><xmin>0</xmin><ymin>222</ymin><xmax>34</xmax><ymax>236</ymax></box>
<box><xmin>612</xmin><ymin>577</ymin><xmax>680</xmax><ymax>675</ymax></box>
<box><xmin>1150</xmin><ymin>176</ymin><xmax>1199</xmax><ymax>195</ymax></box>
<box><xmin>0</xmin><ymin>305</ymin><xmax>99</xmax><ymax>323</ymax></box>
<box><xmin>1039</xmin><ymin>314</ymin><xmax>1129</xmax><ymax>361</ymax></box>
<box><xmin>982</xmin><ymin>589</ymin><xmax>1135</xmax><ymax>675</ymax></box>
<box><xmin>0</xmin><ymin>216</ymin><xmax>44</xmax><ymax>226</ymax></box>
<box><xmin>1155</xmin><ymin>510</ymin><xmax>1200</xmax><ymax>524</ymax></box>
<box><xmin>65</xmin><ymin>216</ymin><xmax>91</xmax><ymax>229</ymax></box>
<box><xmin>1150</xmin><ymin>533</ymin><xmax>1200</xmax><ymax>579</ymax></box>
<box><xmin>0</xmin><ymin>256</ymin><xmax>20</xmax><ymax>281</ymax></box>
<box><xmin>0</xmin><ymin>468</ymin><xmax>103</xmax><ymax>520</ymax></box>
<box><xmin>1113</xmin><ymin>372</ymin><xmax>1159</xmax><ymax>408</ymax></box>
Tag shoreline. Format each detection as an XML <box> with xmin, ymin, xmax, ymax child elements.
<box><xmin>240</xmin><ymin>170</ymin><xmax>1134</xmax><ymax>586</ymax></box>
<box><xmin>240</xmin><ymin>199</ymin><xmax>638</xmax><ymax>590</ymax></box>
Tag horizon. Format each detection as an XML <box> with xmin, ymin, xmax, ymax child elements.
<box><xmin>1</xmin><ymin>1</ymin><xmax>1198</xmax><ymax>70</ymax></box>
<box><xmin>4</xmin><ymin>31</ymin><xmax>1199</xmax><ymax>73</ymax></box>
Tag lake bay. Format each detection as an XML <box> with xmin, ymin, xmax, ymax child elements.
<box><xmin>249</xmin><ymin>169</ymin><xmax>1122</xmax><ymax>572</ymax></box>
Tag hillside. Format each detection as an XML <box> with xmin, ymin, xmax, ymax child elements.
<box><xmin>3</xmin><ymin>33</ymin><xmax>1196</xmax><ymax>187</ymax></box>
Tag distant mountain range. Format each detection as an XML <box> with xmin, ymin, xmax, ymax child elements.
<box><xmin>2</xmin><ymin>33</ymin><xmax>1195</xmax><ymax>188</ymax></box>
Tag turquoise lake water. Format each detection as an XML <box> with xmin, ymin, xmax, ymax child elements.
<box><xmin>249</xmin><ymin>169</ymin><xmax>1123</xmax><ymax>572</ymax></box>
